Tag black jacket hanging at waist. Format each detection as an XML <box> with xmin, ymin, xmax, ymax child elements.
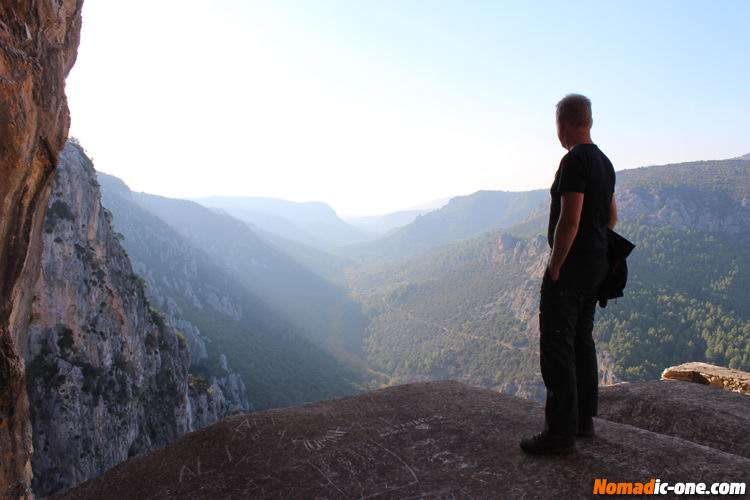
<box><xmin>597</xmin><ymin>229</ymin><xmax>636</xmax><ymax>308</ymax></box>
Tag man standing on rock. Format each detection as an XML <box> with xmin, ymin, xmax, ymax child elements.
<box><xmin>521</xmin><ymin>94</ymin><xmax>617</xmax><ymax>455</ymax></box>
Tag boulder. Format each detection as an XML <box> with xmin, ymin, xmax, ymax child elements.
<box><xmin>661</xmin><ymin>362</ymin><xmax>750</xmax><ymax>395</ymax></box>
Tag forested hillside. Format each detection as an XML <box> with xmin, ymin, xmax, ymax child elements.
<box><xmin>595</xmin><ymin>159</ymin><xmax>750</xmax><ymax>378</ymax></box>
<box><xmin>349</xmin><ymin>232</ymin><xmax>551</xmax><ymax>398</ymax></box>
<box><xmin>338</xmin><ymin>190</ymin><xmax>547</xmax><ymax>263</ymax></box>
<box><xmin>346</xmin><ymin>158</ymin><xmax>750</xmax><ymax>394</ymax></box>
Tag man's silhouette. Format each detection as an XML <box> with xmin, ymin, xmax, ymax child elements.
<box><xmin>521</xmin><ymin>94</ymin><xmax>617</xmax><ymax>454</ymax></box>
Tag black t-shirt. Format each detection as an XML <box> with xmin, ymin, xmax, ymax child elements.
<box><xmin>548</xmin><ymin>143</ymin><xmax>615</xmax><ymax>255</ymax></box>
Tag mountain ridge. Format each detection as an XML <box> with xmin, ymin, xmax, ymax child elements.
<box><xmin>192</xmin><ymin>195</ymin><xmax>371</xmax><ymax>250</ymax></box>
<box><xmin>127</xmin><ymin>190</ymin><xmax>371</xmax><ymax>365</ymax></box>
<box><xmin>338</xmin><ymin>189</ymin><xmax>547</xmax><ymax>263</ymax></box>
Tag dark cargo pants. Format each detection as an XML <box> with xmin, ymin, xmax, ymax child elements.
<box><xmin>539</xmin><ymin>252</ymin><xmax>608</xmax><ymax>437</ymax></box>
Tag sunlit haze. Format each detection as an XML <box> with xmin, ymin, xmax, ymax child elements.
<box><xmin>66</xmin><ymin>1</ymin><xmax>750</xmax><ymax>216</ymax></box>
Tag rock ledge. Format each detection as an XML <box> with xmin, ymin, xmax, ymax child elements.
<box><xmin>59</xmin><ymin>380</ymin><xmax>749</xmax><ymax>499</ymax></box>
<box><xmin>662</xmin><ymin>362</ymin><xmax>750</xmax><ymax>395</ymax></box>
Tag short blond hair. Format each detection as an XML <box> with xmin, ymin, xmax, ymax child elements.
<box><xmin>556</xmin><ymin>94</ymin><xmax>592</xmax><ymax>128</ymax></box>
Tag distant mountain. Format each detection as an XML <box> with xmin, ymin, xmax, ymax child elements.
<box><xmin>344</xmin><ymin>197</ymin><xmax>452</xmax><ymax>235</ymax></box>
<box><xmin>405</xmin><ymin>196</ymin><xmax>453</xmax><ymax>212</ymax></box>
<box><xmin>130</xmin><ymin>192</ymin><xmax>370</xmax><ymax>359</ymax></box>
<box><xmin>346</xmin><ymin>209</ymin><xmax>430</xmax><ymax>235</ymax></box>
<box><xmin>347</xmin><ymin>158</ymin><xmax>750</xmax><ymax>395</ymax></box>
<box><xmin>338</xmin><ymin>190</ymin><xmax>547</xmax><ymax>263</ymax></box>
<box><xmin>508</xmin><ymin>158</ymin><xmax>750</xmax><ymax>238</ymax></box>
<box><xmin>192</xmin><ymin>196</ymin><xmax>371</xmax><ymax>251</ymax></box>
<box><xmin>98</xmin><ymin>174</ymin><xmax>373</xmax><ymax>410</ymax></box>
<box><xmin>739</xmin><ymin>152</ymin><xmax>750</xmax><ymax>161</ymax></box>
<box><xmin>611</xmin><ymin>160</ymin><xmax>750</xmax><ymax>235</ymax></box>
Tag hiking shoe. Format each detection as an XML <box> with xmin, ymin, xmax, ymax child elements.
<box><xmin>520</xmin><ymin>431</ymin><xmax>575</xmax><ymax>455</ymax></box>
<box><xmin>576</xmin><ymin>418</ymin><xmax>595</xmax><ymax>438</ymax></box>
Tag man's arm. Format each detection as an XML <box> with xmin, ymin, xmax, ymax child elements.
<box><xmin>548</xmin><ymin>192</ymin><xmax>584</xmax><ymax>281</ymax></box>
<box><xmin>608</xmin><ymin>193</ymin><xmax>618</xmax><ymax>229</ymax></box>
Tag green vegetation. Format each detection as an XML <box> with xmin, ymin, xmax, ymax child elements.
<box><xmin>349</xmin><ymin>230</ymin><xmax>548</xmax><ymax>392</ymax></box>
<box><xmin>26</xmin><ymin>354</ymin><xmax>61</xmax><ymax>389</ymax></box>
<box><xmin>44</xmin><ymin>200</ymin><xmax>75</xmax><ymax>233</ymax></box>
<box><xmin>597</xmin><ymin>222</ymin><xmax>750</xmax><ymax>380</ymax></box>
<box><xmin>617</xmin><ymin>159</ymin><xmax>750</xmax><ymax>200</ymax></box>
<box><xmin>113</xmin><ymin>353</ymin><xmax>136</xmax><ymax>385</ymax></box>
<box><xmin>347</xmin><ymin>160</ymin><xmax>750</xmax><ymax>391</ymax></box>
<box><xmin>145</xmin><ymin>333</ymin><xmax>157</xmax><ymax>350</ymax></box>
<box><xmin>56</xmin><ymin>325</ymin><xmax>75</xmax><ymax>351</ymax></box>
<box><xmin>174</xmin><ymin>330</ymin><xmax>188</xmax><ymax>348</ymax></box>
<box><xmin>188</xmin><ymin>374</ymin><xmax>211</xmax><ymax>393</ymax></box>
<box><xmin>80</xmin><ymin>362</ymin><xmax>104</xmax><ymax>397</ymax></box>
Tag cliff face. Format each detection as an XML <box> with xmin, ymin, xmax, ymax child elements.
<box><xmin>26</xmin><ymin>142</ymin><xmax>190</xmax><ymax>496</ymax></box>
<box><xmin>96</xmin><ymin>173</ymin><xmax>252</xmax><ymax>425</ymax></box>
<box><xmin>187</xmin><ymin>354</ymin><xmax>251</xmax><ymax>430</ymax></box>
<box><xmin>0</xmin><ymin>2</ymin><xmax>84</xmax><ymax>497</ymax></box>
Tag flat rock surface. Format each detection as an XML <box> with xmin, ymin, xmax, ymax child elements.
<box><xmin>59</xmin><ymin>381</ymin><xmax>749</xmax><ymax>500</ymax></box>
<box><xmin>662</xmin><ymin>362</ymin><xmax>750</xmax><ymax>395</ymax></box>
<box><xmin>599</xmin><ymin>379</ymin><xmax>750</xmax><ymax>459</ymax></box>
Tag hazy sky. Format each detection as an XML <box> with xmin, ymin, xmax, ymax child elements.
<box><xmin>67</xmin><ymin>1</ymin><xmax>750</xmax><ymax>216</ymax></box>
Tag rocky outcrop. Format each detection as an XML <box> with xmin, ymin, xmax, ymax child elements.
<box><xmin>0</xmin><ymin>2</ymin><xmax>84</xmax><ymax>497</ymax></box>
<box><xmin>26</xmin><ymin>142</ymin><xmax>190</xmax><ymax>497</ymax></box>
<box><xmin>187</xmin><ymin>358</ymin><xmax>251</xmax><ymax>430</ymax></box>
<box><xmin>133</xmin><ymin>271</ymin><xmax>251</xmax><ymax>427</ymax></box>
<box><xmin>599</xmin><ymin>379</ymin><xmax>750</xmax><ymax>459</ymax></box>
<box><xmin>137</xmin><ymin>289</ymin><xmax>250</xmax><ymax>428</ymax></box>
<box><xmin>661</xmin><ymin>361</ymin><xmax>750</xmax><ymax>395</ymax></box>
<box><xmin>59</xmin><ymin>380</ymin><xmax>749</xmax><ymax>499</ymax></box>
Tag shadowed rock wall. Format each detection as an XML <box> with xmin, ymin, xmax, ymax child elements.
<box><xmin>0</xmin><ymin>2</ymin><xmax>84</xmax><ymax>497</ymax></box>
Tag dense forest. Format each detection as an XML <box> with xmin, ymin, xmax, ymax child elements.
<box><xmin>599</xmin><ymin>222</ymin><xmax>750</xmax><ymax>379</ymax></box>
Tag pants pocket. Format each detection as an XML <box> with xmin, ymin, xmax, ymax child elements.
<box><xmin>540</xmin><ymin>278</ymin><xmax>582</xmax><ymax>338</ymax></box>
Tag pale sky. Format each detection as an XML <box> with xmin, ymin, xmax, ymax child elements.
<box><xmin>66</xmin><ymin>1</ymin><xmax>750</xmax><ymax>216</ymax></box>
